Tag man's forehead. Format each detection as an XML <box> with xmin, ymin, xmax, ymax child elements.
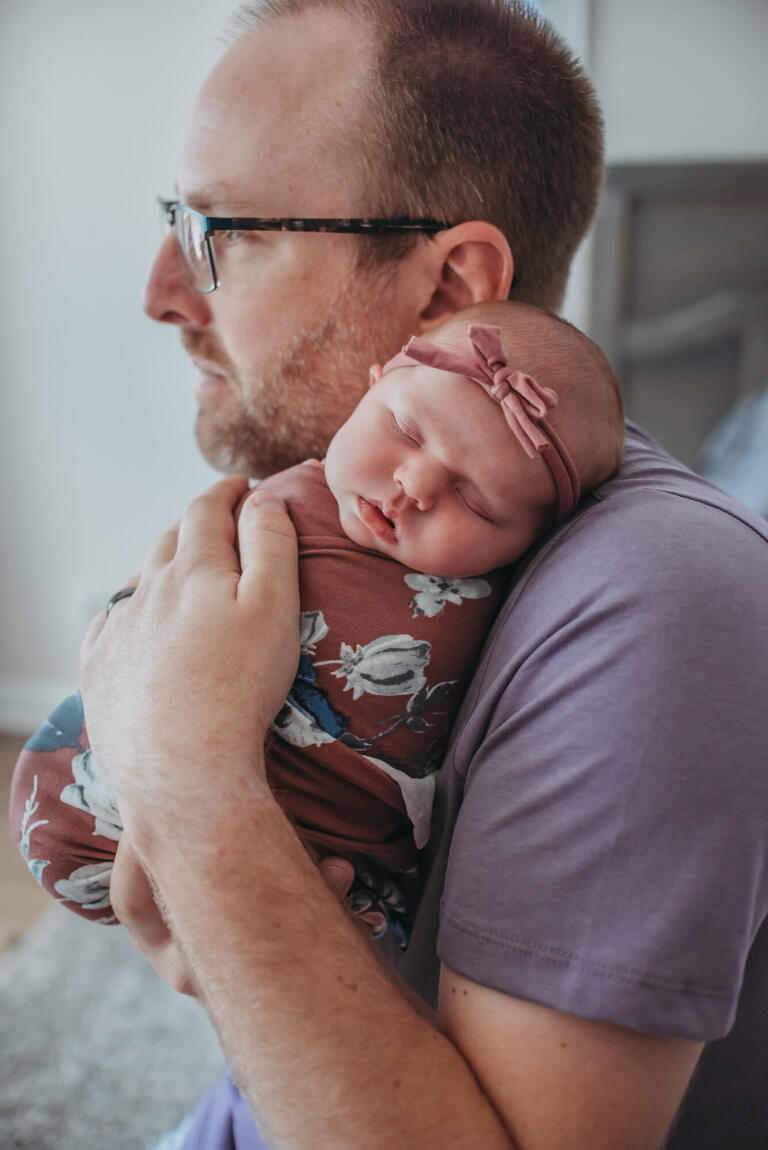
<box><xmin>179</xmin><ymin>12</ymin><xmax>373</xmax><ymax>213</ymax></box>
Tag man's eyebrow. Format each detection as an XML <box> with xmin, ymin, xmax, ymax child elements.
<box><xmin>179</xmin><ymin>192</ymin><xmax>215</xmax><ymax>213</ymax></box>
<box><xmin>175</xmin><ymin>184</ymin><xmax>233</xmax><ymax>213</ymax></box>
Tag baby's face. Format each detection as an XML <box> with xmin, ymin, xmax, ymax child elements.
<box><xmin>324</xmin><ymin>360</ymin><xmax>556</xmax><ymax>577</ymax></box>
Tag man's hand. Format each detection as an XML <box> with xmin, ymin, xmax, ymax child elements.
<box><xmin>114</xmin><ymin>846</ymin><xmax>377</xmax><ymax>996</ymax></box>
<box><xmin>79</xmin><ymin>476</ymin><xmax>300</xmax><ymax>849</ymax></box>
<box><xmin>110</xmin><ymin>838</ymin><xmax>197</xmax><ymax>997</ymax></box>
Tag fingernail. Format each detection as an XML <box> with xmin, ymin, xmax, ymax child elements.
<box><xmin>246</xmin><ymin>489</ymin><xmax>286</xmax><ymax>512</ymax></box>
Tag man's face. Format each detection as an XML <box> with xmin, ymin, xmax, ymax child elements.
<box><xmin>324</xmin><ymin>362</ymin><xmax>556</xmax><ymax>577</ymax></box>
<box><xmin>143</xmin><ymin>11</ymin><xmax>412</xmax><ymax>477</ymax></box>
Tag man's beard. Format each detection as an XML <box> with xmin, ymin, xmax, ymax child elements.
<box><xmin>184</xmin><ymin>276</ymin><xmax>405</xmax><ymax>479</ymax></box>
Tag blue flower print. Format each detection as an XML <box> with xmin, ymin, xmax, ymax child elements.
<box><xmin>346</xmin><ymin>857</ymin><xmax>411</xmax><ymax>949</ymax></box>
<box><xmin>273</xmin><ymin>652</ymin><xmax>349</xmax><ymax>748</ymax></box>
<box><xmin>273</xmin><ymin>700</ymin><xmax>338</xmax><ymax>748</ymax></box>
<box><xmin>25</xmin><ymin>691</ymin><xmax>86</xmax><ymax>754</ymax></box>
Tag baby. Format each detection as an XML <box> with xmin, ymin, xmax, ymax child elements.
<box><xmin>10</xmin><ymin>301</ymin><xmax>624</xmax><ymax>945</ymax></box>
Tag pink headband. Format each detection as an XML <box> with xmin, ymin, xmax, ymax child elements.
<box><xmin>381</xmin><ymin>323</ymin><xmax>581</xmax><ymax>523</ymax></box>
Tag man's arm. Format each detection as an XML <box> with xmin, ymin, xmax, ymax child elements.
<box><xmin>117</xmin><ymin>788</ymin><xmax>702</xmax><ymax>1150</ymax></box>
<box><xmin>439</xmin><ymin>966</ymin><xmax>701</xmax><ymax>1150</ymax></box>
<box><xmin>81</xmin><ymin>477</ymin><xmax>701</xmax><ymax>1150</ymax></box>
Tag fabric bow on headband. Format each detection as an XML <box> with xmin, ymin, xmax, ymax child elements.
<box><xmin>381</xmin><ymin>323</ymin><xmax>581</xmax><ymax>523</ymax></box>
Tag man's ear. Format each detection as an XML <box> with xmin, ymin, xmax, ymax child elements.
<box><xmin>417</xmin><ymin>221</ymin><xmax>514</xmax><ymax>331</ymax></box>
<box><xmin>368</xmin><ymin>363</ymin><xmax>383</xmax><ymax>389</ymax></box>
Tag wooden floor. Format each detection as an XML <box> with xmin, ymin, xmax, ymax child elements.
<box><xmin>0</xmin><ymin>731</ymin><xmax>50</xmax><ymax>954</ymax></box>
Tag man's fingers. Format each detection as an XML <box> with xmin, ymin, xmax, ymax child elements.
<box><xmin>237</xmin><ymin>489</ymin><xmax>299</xmax><ymax>596</ymax></box>
<box><xmin>80</xmin><ymin>571</ymin><xmax>142</xmax><ymax>660</ymax></box>
<box><xmin>175</xmin><ymin>476</ymin><xmax>250</xmax><ymax>569</ymax></box>
<box><xmin>111</xmin><ymin>838</ymin><xmax>172</xmax><ymax>950</ymax></box>
<box><xmin>142</xmin><ymin>524</ymin><xmax>180</xmax><ymax>577</ymax></box>
<box><xmin>81</xmin><ymin>609</ymin><xmax>106</xmax><ymax>663</ymax></box>
<box><xmin>236</xmin><ymin>490</ymin><xmax>301</xmax><ymax>718</ymax></box>
<box><xmin>111</xmin><ymin>840</ymin><xmax>198</xmax><ymax>996</ymax></box>
<box><xmin>318</xmin><ymin>856</ymin><xmax>355</xmax><ymax>901</ymax></box>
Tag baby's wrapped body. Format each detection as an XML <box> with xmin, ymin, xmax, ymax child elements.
<box><xmin>10</xmin><ymin>460</ymin><xmax>509</xmax><ymax>939</ymax></box>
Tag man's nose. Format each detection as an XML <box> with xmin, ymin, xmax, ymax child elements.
<box><xmin>142</xmin><ymin>233</ymin><xmax>212</xmax><ymax>328</ymax></box>
<box><xmin>392</xmin><ymin>456</ymin><xmax>445</xmax><ymax>512</ymax></box>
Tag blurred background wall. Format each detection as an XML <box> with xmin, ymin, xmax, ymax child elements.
<box><xmin>1</xmin><ymin>0</ymin><xmax>767</xmax><ymax>730</ymax></box>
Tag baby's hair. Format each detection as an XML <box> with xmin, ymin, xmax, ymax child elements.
<box><xmin>425</xmin><ymin>301</ymin><xmax>624</xmax><ymax>497</ymax></box>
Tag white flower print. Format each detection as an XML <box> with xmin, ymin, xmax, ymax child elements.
<box><xmin>60</xmin><ymin>749</ymin><xmax>123</xmax><ymax>842</ymax></box>
<box><xmin>19</xmin><ymin>774</ymin><xmax>50</xmax><ymax>883</ymax></box>
<box><xmin>299</xmin><ymin>610</ymin><xmax>329</xmax><ymax>654</ymax></box>
<box><xmin>272</xmin><ymin>699</ymin><xmax>338</xmax><ymax>748</ymax></box>
<box><xmin>331</xmin><ymin>635</ymin><xmax>431</xmax><ymax>701</ymax></box>
<box><xmin>364</xmin><ymin>755</ymin><xmax>437</xmax><ymax>850</ymax></box>
<box><xmin>404</xmin><ymin>573</ymin><xmax>492</xmax><ymax>618</ymax></box>
<box><xmin>19</xmin><ymin>774</ymin><xmax>48</xmax><ymax>857</ymax></box>
<box><xmin>54</xmin><ymin>862</ymin><xmax>113</xmax><ymax>911</ymax></box>
<box><xmin>27</xmin><ymin>858</ymin><xmax>50</xmax><ymax>883</ymax></box>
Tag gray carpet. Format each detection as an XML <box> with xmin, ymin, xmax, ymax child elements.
<box><xmin>0</xmin><ymin>905</ymin><xmax>226</xmax><ymax>1149</ymax></box>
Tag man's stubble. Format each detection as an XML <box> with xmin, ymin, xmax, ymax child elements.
<box><xmin>185</xmin><ymin>272</ymin><xmax>407</xmax><ymax>479</ymax></box>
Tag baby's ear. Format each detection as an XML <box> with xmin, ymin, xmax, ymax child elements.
<box><xmin>368</xmin><ymin>363</ymin><xmax>383</xmax><ymax>389</ymax></box>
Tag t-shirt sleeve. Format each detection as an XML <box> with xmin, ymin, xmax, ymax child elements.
<box><xmin>437</xmin><ymin>494</ymin><xmax>768</xmax><ymax>1040</ymax></box>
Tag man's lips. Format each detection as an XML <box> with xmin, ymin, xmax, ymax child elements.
<box><xmin>192</xmin><ymin>358</ymin><xmax>231</xmax><ymax>398</ymax></box>
<box><xmin>357</xmin><ymin>496</ymin><xmax>398</xmax><ymax>543</ymax></box>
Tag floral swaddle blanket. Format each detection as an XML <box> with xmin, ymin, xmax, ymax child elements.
<box><xmin>10</xmin><ymin>461</ymin><xmax>510</xmax><ymax>947</ymax></box>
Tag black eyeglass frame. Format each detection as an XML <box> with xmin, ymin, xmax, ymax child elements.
<box><xmin>158</xmin><ymin>197</ymin><xmax>453</xmax><ymax>294</ymax></box>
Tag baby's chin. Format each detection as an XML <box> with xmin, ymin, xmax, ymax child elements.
<box><xmin>394</xmin><ymin>543</ymin><xmax>506</xmax><ymax>577</ymax></box>
<box><xmin>409</xmin><ymin>560</ymin><xmax>495</xmax><ymax>578</ymax></box>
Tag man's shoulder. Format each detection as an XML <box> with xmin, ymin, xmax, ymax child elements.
<box><xmin>466</xmin><ymin>423</ymin><xmax>768</xmax><ymax>694</ymax></box>
<box><xmin>524</xmin><ymin>421</ymin><xmax>768</xmax><ymax>592</ymax></box>
<box><xmin>602</xmin><ymin>421</ymin><xmax>768</xmax><ymax>529</ymax></box>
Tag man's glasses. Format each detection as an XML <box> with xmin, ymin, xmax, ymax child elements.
<box><xmin>158</xmin><ymin>198</ymin><xmax>452</xmax><ymax>294</ymax></box>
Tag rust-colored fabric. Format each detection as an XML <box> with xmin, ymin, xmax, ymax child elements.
<box><xmin>9</xmin><ymin>461</ymin><xmax>509</xmax><ymax>923</ymax></box>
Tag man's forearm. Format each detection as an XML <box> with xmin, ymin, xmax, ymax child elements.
<box><xmin>128</xmin><ymin>768</ymin><xmax>513</xmax><ymax>1150</ymax></box>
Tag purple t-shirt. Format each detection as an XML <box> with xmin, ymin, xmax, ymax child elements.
<box><xmin>184</xmin><ymin>423</ymin><xmax>768</xmax><ymax>1150</ymax></box>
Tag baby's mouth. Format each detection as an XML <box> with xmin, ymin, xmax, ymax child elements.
<box><xmin>357</xmin><ymin>496</ymin><xmax>398</xmax><ymax>543</ymax></box>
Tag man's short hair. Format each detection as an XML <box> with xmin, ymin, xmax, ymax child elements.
<box><xmin>234</xmin><ymin>0</ymin><xmax>604</xmax><ymax>311</ymax></box>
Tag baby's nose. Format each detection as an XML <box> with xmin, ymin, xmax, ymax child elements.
<box><xmin>386</xmin><ymin>484</ymin><xmax>410</xmax><ymax>513</ymax></box>
<box><xmin>393</xmin><ymin>458</ymin><xmax>444</xmax><ymax>512</ymax></box>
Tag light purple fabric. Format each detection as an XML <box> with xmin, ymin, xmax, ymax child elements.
<box><xmin>182</xmin><ymin>422</ymin><xmax>768</xmax><ymax>1150</ymax></box>
<box><xmin>181</xmin><ymin>1073</ymin><xmax>270</xmax><ymax>1150</ymax></box>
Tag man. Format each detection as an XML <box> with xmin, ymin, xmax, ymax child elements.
<box><xmin>80</xmin><ymin>2</ymin><xmax>768</xmax><ymax>1148</ymax></box>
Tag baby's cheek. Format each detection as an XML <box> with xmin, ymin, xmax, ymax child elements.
<box><xmin>322</xmin><ymin>438</ymin><xmax>345</xmax><ymax>500</ymax></box>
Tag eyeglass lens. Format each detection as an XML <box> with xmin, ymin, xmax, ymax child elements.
<box><xmin>160</xmin><ymin>204</ymin><xmax>215</xmax><ymax>292</ymax></box>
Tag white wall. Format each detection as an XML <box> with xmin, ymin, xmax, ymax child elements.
<box><xmin>552</xmin><ymin>0</ymin><xmax>768</xmax><ymax>329</ymax></box>
<box><xmin>0</xmin><ymin>1</ymin><xmax>234</xmax><ymax>726</ymax></box>
<box><xmin>2</xmin><ymin>0</ymin><xmax>767</xmax><ymax>729</ymax></box>
<box><xmin>592</xmin><ymin>0</ymin><xmax>768</xmax><ymax>163</ymax></box>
